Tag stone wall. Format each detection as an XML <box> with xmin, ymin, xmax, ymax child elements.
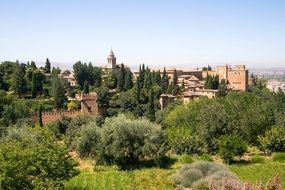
<box><xmin>30</xmin><ymin>110</ymin><xmax>80</xmax><ymax>125</ymax></box>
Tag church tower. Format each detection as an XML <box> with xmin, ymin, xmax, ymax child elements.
<box><xmin>107</xmin><ymin>49</ymin><xmax>116</xmax><ymax>69</ymax></box>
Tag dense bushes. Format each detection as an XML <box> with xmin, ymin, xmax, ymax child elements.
<box><xmin>0</xmin><ymin>127</ymin><xmax>78</xmax><ymax>189</ymax></box>
<box><xmin>76</xmin><ymin>122</ymin><xmax>101</xmax><ymax>157</ymax></box>
<box><xmin>258</xmin><ymin>127</ymin><xmax>285</xmax><ymax>153</ymax></box>
<box><xmin>218</xmin><ymin>135</ymin><xmax>247</xmax><ymax>163</ymax></box>
<box><xmin>73</xmin><ymin>115</ymin><xmax>167</xmax><ymax>166</ymax></box>
<box><xmin>164</xmin><ymin>92</ymin><xmax>277</xmax><ymax>155</ymax></box>
<box><xmin>100</xmin><ymin>115</ymin><xmax>167</xmax><ymax>165</ymax></box>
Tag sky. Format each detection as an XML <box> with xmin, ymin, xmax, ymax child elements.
<box><xmin>0</xmin><ymin>0</ymin><xmax>285</xmax><ymax>69</ymax></box>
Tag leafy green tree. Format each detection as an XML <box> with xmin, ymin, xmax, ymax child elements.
<box><xmin>136</xmin><ymin>79</ymin><xmax>141</xmax><ymax>103</ymax></box>
<box><xmin>76</xmin><ymin>122</ymin><xmax>101</xmax><ymax>157</ymax></box>
<box><xmin>218</xmin><ymin>79</ymin><xmax>227</xmax><ymax>97</ymax></box>
<box><xmin>44</xmin><ymin>58</ymin><xmax>51</xmax><ymax>73</ymax></box>
<box><xmin>11</xmin><ymin>63</ymin><xmax>27</xmax><ymax>97</ymax></box>
<box><xmin>218</xmin><ymin>135</ymin><xmax>247</xmax><ymax>164</ymax></box>
<box><xmin>172</xmin><ymin>69</ymin><xmax>180</xmax><ymax>95</ymax></box>
<box><xmin>31</xmin><ymin>71</ymin><xmax>37</xmax><ymax>98</ymax></box>
<box><xmin>0</xmin><ymin>127</ymin><xmax>78</xmax><ymax>189</ymax></box>
<box><xmin>147</xmin><ymin>88</ymin><xmax>155</xmax><ymax>121</ymax></box>
<box><xmin>124</xmin><ymin>70</ymin><xmax>133</xmax><ymax>90</ymax></box>
<box><xmin>162</xmin><ymin>67</ymin><xmax>169</xmax><ymax>93</ymax></box>
<box><xmin>118</xmin><ymin>63</ymin><xmax>126</xmax><ymax>91</ymax></box>
<box><xmin>51</xmin><ymin>76</ymin><xmax>66</xmax><ymax>108</ymax></box>
<box><xmin>83</xmin><ymin>81</ymin><xmax>89</xmax><ymax>94</ymax></box>
<box><xmin>38</xmin><ymin>104</ymin><xmax>43</xmax><ymax>127</ymax></box>
<box><xmin>258</xmin><ymin>126</ymin><xmax>285</xmax><ymax>153</ymax></box>
<box><xmin>99</xmin><ymin>115</ymin><xmax>166</xmax><ymax>166</ymax></box>
<box><xmin>30</xmin><ymin>61</ymin><xmax>37</xmax><ymax>70</ymax></box>
<box><xmin>73</xmin><ymin>62</ymin><xmax>102</xmax><ymax>90</ymax></box>
<box><xmin>119</xmin><ymin>90</ymin><xmax>138</xmax><ymax>112</ymax></box>
<box><xmin>96</xmin><ymin>86</ymin><xmax>110</xmax><ymax>107</ymax></box>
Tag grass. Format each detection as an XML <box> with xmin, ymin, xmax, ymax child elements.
<box><xmin>66</xmin><ymin>154</ymin><xmax>285</xmax><ymax>189</ymax></box>
<box><xmin>229</xmin><ymin>161</ymin><xmax>285</xmax><ymax>187</ymax></box>
<box><xmin>65</xmin><ymin>168</ymin><xmax>175</xmax><ymax>190</ymax></box>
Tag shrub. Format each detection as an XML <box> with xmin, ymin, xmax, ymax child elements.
<box><xmin>0</xmin><ymin>127</ymin><xmax>78</xmax><ymax>189</ymax></box>
<box><xmin>65</xmin><ymin>115</ymin><xmax>95</xmax><ymax>148</ymax></box>
<box><xmin>99</xmin><ymin>114</ymin><xmax>167</xmax><ymax>166</ymax></box>
<box><xmin>272</xmin><ymin>152</ymin><xmax>285</xmax><ymax>162</ymax></box>
<box><xmin>76</xmin><ymin>123</ymin><xmax>101</xmax><ymax>158</ymax></box>
<box><xmin>199</xmin><ymin>153</ymin><xmax>213</xmax><ymax>162</ymax></box>
<box><xmin>178</xmin><ymin>154</ymin><xmax>193</xmax><ymax>164</ymax></box>
<box><xmin>258</xmin><ymin>127</ymin><xmax>285</xmax><ymax>153</ymax></box>
<box><xmin>166</xmin><ymin>127</ymin><xmax>206</xmax><ymax>154</ymax></box>
<box><xmin>251</xmin><ymin>155</ymin><xmax>265</xmax><ymax>164</ymax></box>
<box><xmin>172</xmin><ymin>161</ymin><xmax>236</xmax><ymax>189</ymax></box>
<box><xmin>218</xmin><ymin>135</ymin><xmax>247</xmax><ymax>164</ymax></box>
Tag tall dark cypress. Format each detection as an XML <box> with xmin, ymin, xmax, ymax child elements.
<box><xmin>147</xmin><ymin>87</ymin><xmax>155</xmax><ymax>122</ymax></box>
<box><xmin>124</xmin><ymin>70</ymin><xmax>133</xmax><ymax>90</ymax></box>
<box><xmin>45</xmin><ymin>58</ymin><xmax>51</xmax><ymax>74</ymax></box>
<box><xmin>136</xmin><ymin>78</ymin><xmax>140</xmax><ymax>103</ymax></box>
<box><xmin>31</xmin><ymin>71</ymin><xmax>37</xmax><ymax>98</ymax></box>
<box><xmin>162</xmin><ymin>67</ymin><xmax>169</xmax><ymax>93</ymax></box>
<box><xmin>118</xmin><ymin>63</ymin><xmax>126</xmax><ymax>91</ymax></box>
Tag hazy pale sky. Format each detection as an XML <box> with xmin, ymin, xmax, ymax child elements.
<box><xmin>0</xmin><ymin>0</ymin><xmax>285</xmax><ymax>69</ymax></box>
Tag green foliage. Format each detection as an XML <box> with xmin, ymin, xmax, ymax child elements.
<box><xmin>147</xmin><ymin>88</ymin><xmax>155</xmax><ymax>121</ymax></box>
<box><xmin>0</xmin><ymin>127</ymin><xmax>78</xmax><ymax>189</ymax></box>
<box><xmin>164</xmin><ymin>92</ymin><xmax>276</xmax><ymax>154</ymax></box>
<box><xmin>124</xmin><ymin>70</ymin><xmax>133</xmax><ymax>90</ymax></box>
<box><xmin>178</xmin><ymin>154</ymin><xmax>193</xmax><ymax>164</ymax></box>
<box><xmin>218</xmin><ymin>79</ymin><xmax>227</xmax><ymax>97</ymax></box>
<box><xmin>65</xmin><ymin>115</ymin><xmax>95</xmax><ymax>148</ymax></box>
<box><xmin>96</xmin><ymin>86</ymin><xmax>110</xmax><ymax>107</ymax></box>
<box><xmin>166</xmin><ymin>127</ymin><xmax>206</xmax><ymax>154</ymax></box>
<box><xmin>44</xmin><ymin>58</ymin><xmax>51</xmax><ymax>74</ymax></box>
<box><xmin>258</xmin><ymin>127</ymin><xmax>285</xmax><ymax>153</ymax></box>
<box><xmin>76</xmin><ymin>123</ymin><xmax>101</xmax><ymax>158</ymax></box>
<box><xmin>162</xmin><ymin>67</ymin><xmax>169</xmax><ymax>93</ymax></box>
<box><xmin>50</xmin><ymin>76</ymin><xmax>66</xmax><ymax>108</ymax></box>
<box><xmin>205</xmin><ymin>75</ymin><xmax>219</xmax><ymax>89</ymax></box>
<box><xmin>73</xmin><ymin>61</ymin><xmax>102</xmax><ymax>90</ymax></box>
<box><xmin>218</xmin><ymin>135</ymin><xmax>247</xmax><ymax>164</ymax></box>
<box><xmin>98</xmin><ymin>115</ymin><xmax>167</xmax><ymax>166</ymax></box>
<box><xmin>272</xmin><ymin>152</ymin><xmax>285</xmax><ymax>162</ymax></box>
<box><xmin>172</xmin><ymin>161</ymin><xmax>236</xmax><ymax>188</ymax></box>
<box><xmin>251</xmin><ymin>155</ymin><xmax>265</xmax><ymax>164</ymax></box>
<box><xmin>199</xmin><ymin>153</ymin><xmax>213</xmax><ymax>162</ymax></box>
<box><xmin>118</xmin><ymin>63</ymin><xmax>126</xmax><ymax>91</ymax></box>
<box><xmin>83</xmin><ymin>80</ymin><xmax>89</xmax><ymax>93</ymax></box>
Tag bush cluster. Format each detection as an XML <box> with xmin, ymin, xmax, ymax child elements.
<box><xmin>74</xmin><ymin>114</ymin><xmax>167</xmax><ymax>166</ymax></box>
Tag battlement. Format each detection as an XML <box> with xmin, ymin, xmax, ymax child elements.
<box><xmin>30</xmin><ymin>110</ymin><xmax>80</xmax><ymax>125</ymax></box>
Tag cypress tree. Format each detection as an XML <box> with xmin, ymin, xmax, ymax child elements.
<box><xmin>31</xmin><ymin>61</ymin><xmax>37</xmax><ymax>70</ymax></box>
<box><xmin>162</xmin><ymin>67</ymin><xmax>169</xmax><ymax>93</ymax></box>
<box><xmin>51</xmin><ymin>76</ymin><xmax>66</xmax><ymax>108</ymax></box>
<box><xmin>38</xmin><ymin>105</ymin><xmax>43</xmax><ymax>127</ymax></box>
<box><xmin>182</xmin><ymin>79</ymin><xmax>185</xmax><ymax>89</ymax></box>
<box><xmin>83</xmin><ymin>81</ymin><xmax>89</xmax><ymax>94</ymax></box>
<box><xmin>118</xmin><ymin>63</ymin><xmax>125</xmax><ymax>91</ymax></box>
<box><xmin>218</xmin><ymin>79</ymin><xmax>227</xmax><ymax>97</ymax></box>
<box><xmin>45</xmin><ymin>58</ymin><xmax>51</xmax><ymax>74</ymax></box>
<box><xmin>136</xmin><ymin>78</ymin><xmax>141</xmax><ymax>103</ymax></box>
<box><xmin>31</xmin><ymin>71</ymin><xmax>37</xmax><ymax>98</ymax></box>
<box><xmin>147</xmin><ymin>88</ymin><xmax>155</xmax><ymax>121</ymax></box>
<box><xmin>172</xmin><ymin>69</ymin><xmax>179</xmax><ymax>95</ymax></box>
<box><xmin>124</xmin><ymin>70</ymin><xmax>133</xmax><ymax>90</ymax></box>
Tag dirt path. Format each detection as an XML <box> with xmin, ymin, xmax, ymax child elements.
<box><xmin>69</xmin><ymin>151</ymin><xmax>95</xmax><ymax>172</ymax></box>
